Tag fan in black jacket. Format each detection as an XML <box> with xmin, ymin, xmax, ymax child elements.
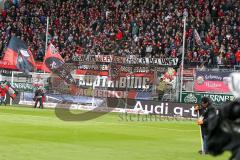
<box><xmin>195</xmin><ymin>97</ymin><xmax>215</xmax><ymax>155</ymax></box>
<box><xmin>34</xmin><ymin>87</ymin><xmax>44</xmax><ymax>109</ymax></box>
<box><xmin>207</xmin><ymin>100</ymin><xmax>240</xmax><ymax>160</ymax></box>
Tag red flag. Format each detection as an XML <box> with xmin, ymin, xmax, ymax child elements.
<box><xmin>41</xmin><ymin>63</ymin><xmax>51</xmax><ymax>72</ymax></box>
<box><xmin>3</xmin><ymin>47</ymin><xmax>18</xmax><ymax>66</ymax></box>
<box><xmin>44</xmin><ymin>44</ymin><xmax>75</xmax><ymax>84</ymax></box>
<box><xmin>3</xmin><ymin>36</ymin><xmax>36</xmax><ymax>74</ymax></box>
<box><xmin>44</xmin><ymin>43</ymin><xmax>64</xmax><ymax>70</ymax></box>
<box><xmin>44</xmin><ymin>44</ymin><xmax>64</xmax><ymax>62</ymax></box>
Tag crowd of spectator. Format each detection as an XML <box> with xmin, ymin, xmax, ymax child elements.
<box><xmin>0</xmin><ymin>0</ymin><xmax>239</xmax><ymax>68</ymax></box>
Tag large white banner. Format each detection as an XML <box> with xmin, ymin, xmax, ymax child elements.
<box><xmin>72</xmin><ymin>55</ymin><xmax>178</xmax><ymax>66</ymax></box>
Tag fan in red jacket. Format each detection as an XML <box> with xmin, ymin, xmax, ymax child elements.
<box><xmin>0</xmin><ymin>86</ymin><xmax>7</xmax><ymax>105</ymax></box>
<box><xmin>235</xmin><ymin>49</ymin><xmax>240</xmax><ymax>64</ymax></box>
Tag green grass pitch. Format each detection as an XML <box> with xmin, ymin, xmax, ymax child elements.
<box><xmin>0</xmin><ymin>106</ymin><xmax>229</xmax><ymax>160</ymax></box>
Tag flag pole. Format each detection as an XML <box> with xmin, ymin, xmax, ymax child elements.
<box><xmin>92</xmin><ymin>78</ymin><xmax>96</xmax><ymax>108</ymax></box>
<box><xmin>45</xmin><ymin>17</ymin><xmax>49</xmax><ymax>54</ymax></box>
<box><xmin>179</xmin><ymin>17</ymin><xmax>186</xmax><ymax>102</ymax></box>
<box><xmin>44</xmin><ymin>17</ymin><xmax>49</xmax><ymax>74</ymax></box>
<box><xmin>10</xmin><ymin>71</ymin><xmax>14</xmax><ymax>106</ymax></box>
<box><xmin>197</xmin><ymin>111</ymin><xmax>205</xmax><ymax>154</ymax></box>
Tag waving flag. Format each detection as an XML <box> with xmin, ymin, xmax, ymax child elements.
<box><xmin>44</xmin><ymin>44</ymin><xmax>75</xmax><ymax>84</ymax></box>
<box><xmin>194</xmin><ymin>29</ymin><xmax>203</xmax><ymax>46</ymax></box>
<box><xmin>3</xmin><ymin>36</ymin><xmax>35</xmax><ymax>74</ymax></box>
<box><xmin>44</xmin><ymin>44</ymin><xmax>64</xmax><ymax>69</ymax></box>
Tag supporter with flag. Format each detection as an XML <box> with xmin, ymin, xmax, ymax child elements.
<box><xmin>3</xmin><ymin>36</ymin><xmax>36</xmax><ymax>75</ymax></box>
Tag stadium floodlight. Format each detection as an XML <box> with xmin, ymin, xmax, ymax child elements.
<box><xmin>179</xmin><ymin>17</ymin><xmax>187</xmax><ymax>102</ymax></box>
